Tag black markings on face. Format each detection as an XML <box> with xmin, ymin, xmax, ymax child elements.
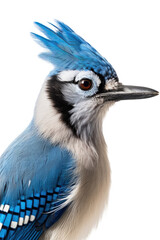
<box><xmin>46</xmin><ymin>75</ymin><xmax>77</xmax><ymax>136</ymax></box>
<box><xmin>46</xmin><ymin>71</ymin><xmax>116</xmax><ymax>138</ymax></box>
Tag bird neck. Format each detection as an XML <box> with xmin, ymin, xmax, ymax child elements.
<box><xmin>34</xmin><ymin>82</ymin><xmax>111</xmax><ymax>240</ymax></box>
<box><xmin>34</xmin><ymin>81</ymin><xmax>110</xmax><ymax>168</ymax></box>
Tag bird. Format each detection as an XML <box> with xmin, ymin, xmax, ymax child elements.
<box><xmin>0</xmin><ymin>20</ymin><xmax>158</xmax><ymax>240</ymax></box>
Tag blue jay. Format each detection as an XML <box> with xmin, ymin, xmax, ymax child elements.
<box><xmin>0</xmin><ymin>20</ymin><xmax>158</xmax><ymax>240</ymax></box>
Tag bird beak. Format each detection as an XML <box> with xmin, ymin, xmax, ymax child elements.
<box><xmin>97</xmin><ymin>84</ymin><xmax>159</xmax><ymax>101</ymax></box>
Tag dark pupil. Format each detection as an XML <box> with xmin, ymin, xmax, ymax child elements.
<box><xmin>83</xmin><ymin>80</ymin><xmax>90</xmax><ymax>87</ymax></box>
<box><xmin>78</xmin><ymin>78</ymin><xmax>92</xmax><ymax>90</ymax></box>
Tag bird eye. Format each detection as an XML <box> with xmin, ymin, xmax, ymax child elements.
<box><xmin>78</xmin><ymin>78</ymin><xmax>93</xmax><ymax>91</ymax></box>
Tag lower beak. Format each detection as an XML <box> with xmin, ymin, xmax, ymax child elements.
<box><xmin>97</xmin><ymin>84</ymin><xmax>159</xmax><ymax>101</ymax></box>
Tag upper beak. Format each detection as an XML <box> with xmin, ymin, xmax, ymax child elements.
<box><xmin>97</xmin><ymin>84</ymin><xmax>159</xmax><ymax>101</ymax></box>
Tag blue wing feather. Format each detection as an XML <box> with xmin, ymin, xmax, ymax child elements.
<box><xmin>0</xmin><ymin>120</ymin><xmax>76</xmax><ymax>239</ymax></box>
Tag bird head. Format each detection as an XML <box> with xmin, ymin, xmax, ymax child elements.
<box><xmin>32</xmin><ymin>21</ymin><xmax>158</xmax><ymax>141</ymax></box>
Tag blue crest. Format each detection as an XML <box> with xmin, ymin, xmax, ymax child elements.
<box><xmin>31</xmin><ymin>20</ymin><xmax>117</xmax><ymax>80</ymax></box>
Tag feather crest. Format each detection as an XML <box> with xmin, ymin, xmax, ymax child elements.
<box><xmin>32</xmin><ymin>20</ymin><xmax>117</xmax><ymax>80</ymax></box>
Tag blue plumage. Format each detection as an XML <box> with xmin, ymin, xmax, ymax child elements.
<box><xmin>1</xmin><ymin>19</ymin><xmax>157</xmax><ymax>240</ymax></box>
<box><xmin>0</xmin><ymin>120</ymin><xmax>76</xmax><ymax>239</ymax></box>
<box><xmin>0</xmin><ymin>20</ymin><xmax>118</xmax><ymax>240</ymax></box>
<box><xmin>31</xmin><ymin>20</ymin><xmax>117</xmax><ymax>80</ymax></box>
<box><xmin>0</xmin><ymin>120</ymin><xmax>75</xmax><ymax>204</ymax></box>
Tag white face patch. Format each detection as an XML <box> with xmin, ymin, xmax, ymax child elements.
<box><xmin>58</xmin><ymin>70</ymin><xmax>79</xmax><ymax>82</ymax></box>
<box><xmin>58</xmin><ymin>70</ymin><xmax>101</xmax><ymax>86</ymax></box>
<box><xmin>59</xmin><ymin>70</ymin><xmax>101</xmax><ymax>101</ymax></box>
<box><xmin>75</xmin><ymin>70</ymin><xmax>101</xmax><ymax>86</ymax></box>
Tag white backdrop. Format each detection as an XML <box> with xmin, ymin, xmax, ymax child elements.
<box><xmin>0</xmin><ymin>1</ymin><xmax>160</xmax><ymax>240</ymax></box>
